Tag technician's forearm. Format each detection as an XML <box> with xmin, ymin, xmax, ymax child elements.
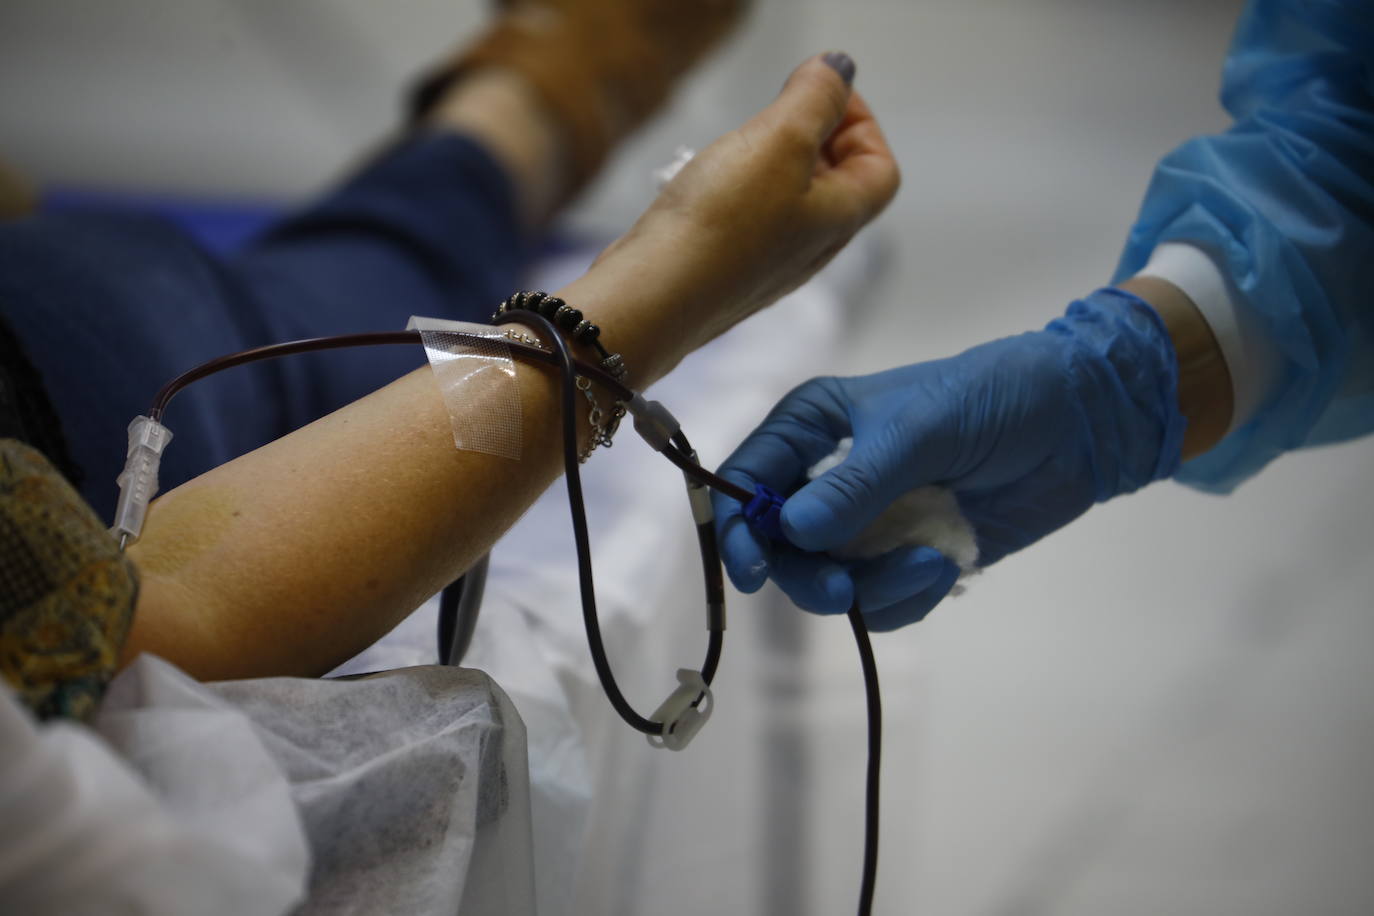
<box><xmin>1118</xmin><ymin>275</ymin><xmax>1233</xmax><ymax>460</ymax></box>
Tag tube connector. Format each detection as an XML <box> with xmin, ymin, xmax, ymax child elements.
<box><xmin>625</xmin><ymin>393</ymin><xmax>681</xmax><ymax>453</ymax></box>
<box><xmin>110</xmin><ymin>416</ymin><xmax>173</xmax><ymax>548</ymax></box>
<box><xmin>646</xmin><ymin>669</ymin><xmax>713</xmax><ymax>751</ymax></box>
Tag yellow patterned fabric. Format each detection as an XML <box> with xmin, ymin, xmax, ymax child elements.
<box><xmin>0</xmin><ymin>439</ymin><xmax>137</xmax><ymax>720</ymax></box>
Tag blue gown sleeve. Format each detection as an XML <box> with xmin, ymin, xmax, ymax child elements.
<box><xmin>1111</xmin><ymin>0</ymin><xmax>1374</xmax><ymax>493</ymax></box>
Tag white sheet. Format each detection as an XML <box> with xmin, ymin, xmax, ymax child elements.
<box><xmin>2</xmin><ymin>656</ymin><xmax>533</xmax><ymax>915</ymax></box>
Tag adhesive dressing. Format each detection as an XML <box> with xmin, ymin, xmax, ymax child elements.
<box><xmin>408</xmin><ymin>316</ymin><xmax>531</xmax><ymax>460</ymax></box>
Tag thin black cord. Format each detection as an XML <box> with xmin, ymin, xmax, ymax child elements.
<box><xmin>848</xmin><ymin>603</ymin><xmax>882</xmax><ymax>916</ymax></box>
<box><xmin>149</xmin><ymin>332</ymin><xmax>419</xmax><ymax>420</ymax></box>
<box><xmin>495</xmin><ymin>310</ymin><xmax>660</xmax><ymax>734</ymax></box>
<box><xmin>672</xmin><ymin>428</ymin><xmax>726</xmax><ymax>687</ymax></box>
<box><xmin>495</xmin><ymin>309</ymin><xmax>725</xmax><ymax>735</ymax></box>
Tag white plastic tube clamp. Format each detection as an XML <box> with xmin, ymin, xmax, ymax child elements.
<box><xmin>646</xmin><ymin>669</ymin><xmax>713</xmax><ymax>751</ymax></box>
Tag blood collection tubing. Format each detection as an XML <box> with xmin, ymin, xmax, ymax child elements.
<box><xmin>114</xmin><ymin>320</ymin><xmax>883</xmax><ymax>916</ymax></box>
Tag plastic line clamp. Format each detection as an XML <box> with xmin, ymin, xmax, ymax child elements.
<box><xmin>646</xmin><ymin>669</ymin><xmax>713</xmax><ymax>751</ymax></box>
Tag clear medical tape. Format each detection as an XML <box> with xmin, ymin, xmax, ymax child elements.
<box><xmin>408</xmin><ymin>316</ymin><xmax>530</xmax><ymax>461</ymax></box>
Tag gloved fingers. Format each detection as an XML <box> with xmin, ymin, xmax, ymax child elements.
<box><xmin>718</xmin><ymin>385</ymin><xmax>855</xmax><ymax>495</ymax></box>
<box><xmin>717</xmin><ymin>429</ymin><xmax>810</xmax><ymax>495</ymax></box>
<box><xmin>769</xmin><ymin>549</ymin><xmax>854</xmax><ymax>616</ymax></box>
<box><xmin>859</xmin><ymin>557</ymin><xmax>961</xmax><ymax>632</ymax></box>
<box><xmin>850</xmin><ymin>545</ymin><xmax>951</xmax><ymax>612</ymax></box>
<box><xmin>780</xmin><ymin>430</ymin><xmax>927</xmax><ymax>552</ymax></box>
<box><xmin>712</xmin><ymin>467</ymin><xmax>772</xmax><ymax>592</ymax></box>
<box><xmin>716</xmin><ymin>509</ymin><xmax>773</xmax><ymax>593</ymax></box>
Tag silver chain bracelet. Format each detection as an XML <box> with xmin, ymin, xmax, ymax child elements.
<box><xmin>576</xmin><ymin>375</ymin><xmax>625</xmax><ymax>463</ymax></box>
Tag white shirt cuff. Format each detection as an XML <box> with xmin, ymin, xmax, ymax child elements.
<box><xmin>1136</xmin><ymin>242</ymin><xmax>1281</xmax><ymax>433</ymax></box>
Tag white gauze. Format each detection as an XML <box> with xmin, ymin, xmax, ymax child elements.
<box><xmin>807</xmin><ymin>438</ymin><xmax>979</xmax><ymax>573</ymax></box>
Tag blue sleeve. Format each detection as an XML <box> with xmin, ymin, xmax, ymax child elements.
<box><xmin>1111</xmin><ymin>0</ymin><xmax>1374</xmax><ymax>493</ymax></box>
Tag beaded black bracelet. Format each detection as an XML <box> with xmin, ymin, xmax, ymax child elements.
<box><xmin>493</xmin><ymin>290</ymin><xmax>628</xmax><ymax>460</ymax></box>
<box><xmin>492</xmin><ymin>290</ymin><xmax>626</xmax><ymax>382</ymax></box>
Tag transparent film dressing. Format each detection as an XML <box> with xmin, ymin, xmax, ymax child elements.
<box><xmin>407</xmin><ymin>316</ymin><xmax>529</xmax><ymax>460</ymax></box>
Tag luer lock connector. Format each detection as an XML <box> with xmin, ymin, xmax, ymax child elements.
<box><xmin>110</xmin><ymin>415</ymin><xmax>173</xmax><ymax>549</ymax></box>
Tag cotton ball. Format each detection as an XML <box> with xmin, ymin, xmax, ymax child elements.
<box><xmin>806</xmin><ymin>438</ymin><xmax>979</xmax><ymax>573</ymax></box>
<box><xmin>806</xmin><ymin>437</ymin><xmax>852</xmax><ymax>478</ymax></box>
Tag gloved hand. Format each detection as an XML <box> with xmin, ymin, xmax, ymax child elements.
<box><xmin>712</xmin><ymin>287</ymin><xmax>1188</xmax><ymax>630</ymax></box>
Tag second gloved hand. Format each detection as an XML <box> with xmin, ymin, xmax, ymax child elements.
<box><xmin>713</xmin><ymin>287</ymin><xmax>1188</xmax><ymax>630</ymax></box>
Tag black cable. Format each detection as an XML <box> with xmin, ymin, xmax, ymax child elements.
<box><xmin>848</xmin><ymin>603</ymin><xmax>882</xmax><ymax>916</ymax></box>
<box><xmin>437</xmin><ymin>579</ymin><xmax>459</xmax><ymax>664</ymax></box>
<box><xmin>495</xmin><ymin>309</ymin><xmax>724</xmax><ymax>736</ymax></box>
<box><xmin>655</xmin><ymin>433</ymin><xmax>752</xmax><ymax>503</ymax></box>
<box><xmin>149</xmin><ymin>331</ymin><xmax>420</xmax><ymax>421</ymax></box>
<box><xmin>671</xmin><ymin>429</ymin><xmax>726</xmax><ymax>687</ymax></box>
<box><xmin>496</xmin><ymin>309</ymin><xmax>659</xmax><ymax>733</ymax></box>
<box><xmin>437</xmin><ymin>554</ymin><xmax>489</xmax><ymax>665</ymax></box>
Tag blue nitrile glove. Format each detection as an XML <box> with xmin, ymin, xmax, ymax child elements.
<box><xmin>713</xmin><ymin>287</ymin><xmax>1188</xmax><ymax>630</ymax></box>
